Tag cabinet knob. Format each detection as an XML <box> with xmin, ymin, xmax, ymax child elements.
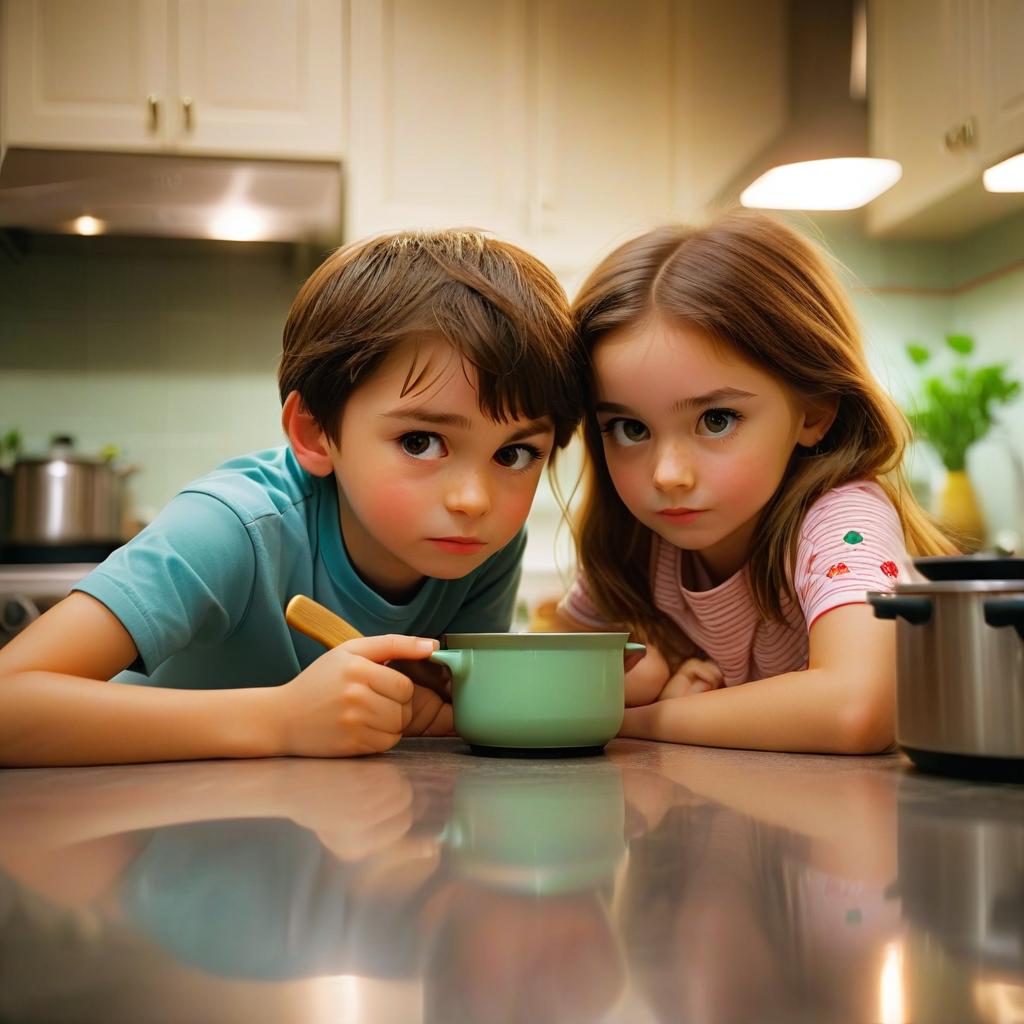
<box><xmin>943</xmin><ymin>117</ymin><xmax>978</xmax><ymax>152</ymax></box>
<box><xmin>182</xmin><ymin>97</ymin><xmax>194</xmax><ymax>133</ymax></box>
<box><xmin>147</xmin><ymin>94</ymin><xmax>160</xmax><ymax>133</ymax></box>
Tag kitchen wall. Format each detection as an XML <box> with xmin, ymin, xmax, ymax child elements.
<box><xmin>1</xmin><ymin>210</ymin><xmax>1022</xmax><ymax>590</ymax></box>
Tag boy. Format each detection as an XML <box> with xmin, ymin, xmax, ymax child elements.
<box><xmin>0</xmin><ymin>230</ymin><xmax>583</xmax><ymax>766</ymax></box>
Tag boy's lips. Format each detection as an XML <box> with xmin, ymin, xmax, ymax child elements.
<box><xmin>429</xmin><ymin>536</ymin><xmax>487</xmax><ymax>554</ymax></box>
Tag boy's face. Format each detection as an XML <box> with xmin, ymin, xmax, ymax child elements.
<box><xmin>328</xmin><ymin>336</ymin><xmax>556</xmax><ymax>599</ymax></box>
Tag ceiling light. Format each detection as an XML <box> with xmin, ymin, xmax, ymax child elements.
<box><xmin>72</xmin><ymin>215</ymin><xmax>105</xmax><ymax>235</ymax></box>
<box><xmin>741</xmin><ymin>157</ymin><xmax>903</xmax><ymax>210</ymax></box>
<box><xmin>982</xmin><ymin>152</ymin><xmax>1024</xmax><ymax>192</ymax></box>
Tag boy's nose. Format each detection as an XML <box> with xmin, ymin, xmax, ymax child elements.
<box><xmin>444</xmin><ymin>473</ymin><xmax>491</xmax><ymax>517</ymax></box>
<box><xmin>652</xmin><ymin>445</ymin><xmax>696</xmax><ymax>491</ymax></box>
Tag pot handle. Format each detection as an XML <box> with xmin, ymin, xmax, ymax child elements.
<box><xmin>867</xmin><ymin>592</ymin><xmax>932</xmax><ymax>625</ymax></box>
<box><xmin>429</xmin><ymin>648</ymin><xmax>472</xmax><ymax>682</ymax></box>
<box><xmin>983</xmin><ymin>597</ymin><xmax>1024</xmax><ymax>641</ymax></box>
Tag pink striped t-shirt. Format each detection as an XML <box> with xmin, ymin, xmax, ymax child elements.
<box><xmin>558</xmin><ymin>480</ymin><xmax>915</xmax><ymax>687</ymax></box>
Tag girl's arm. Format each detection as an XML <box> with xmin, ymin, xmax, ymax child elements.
<box><xmin>0</xmin><ymin>592</ymin><xmax>435</xmax><ymax>766</ymax></box>
<box><xmin>619</xmin><ymin>603</ymin><xmax>896</xmax><ymax>754</ymax></box>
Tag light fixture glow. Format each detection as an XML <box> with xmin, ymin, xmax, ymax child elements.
<box><xmin>983</xmin><ymin>152</ymin><xmax>1024</xmax><ymax>192</ymax></box>
<box><xmin>73</xmin><ymin>215</ymin><xmax>105</xmax><ymax>235</ymax></box>
<box><xmin>879</xmin><ymin>940</ymin><xmax>906</xmax><ymax>1024</ymax></box>
<box><xmin>209</xmin><ymin>205</ymin><xmax>267</xmax><ymax>241</ymax></box>
<box><xmin>740</xmin><ymin>157</ymin><xmax>903</xmax><ymax>210</ymax></box>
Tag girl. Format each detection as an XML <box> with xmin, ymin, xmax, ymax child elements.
<box><xmin>558</xmin><ymin>211</ymin><xmax>956</xmax><ymax>755</ymax></box>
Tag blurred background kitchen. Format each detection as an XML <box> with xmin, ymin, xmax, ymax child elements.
<box><xmin>0</xmin><ymin>0</ymin><xmax>1022</xmax><ymax>639</ymax></box>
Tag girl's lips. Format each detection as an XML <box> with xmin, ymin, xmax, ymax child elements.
<box><xmin>658</xmin><ymin>508</ymin><xmax>704</xmax><ymax>523</ymax></box>
<box><xmin>429</xmin><ymin>537</ymin><xmax>487</xmax><ymax>554</ymax></box>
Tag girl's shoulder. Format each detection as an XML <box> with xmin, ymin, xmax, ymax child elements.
<box><xmin>800</xmin><ymin>479</ymin><xmax>900</xmax><ymax>539</ymax></box>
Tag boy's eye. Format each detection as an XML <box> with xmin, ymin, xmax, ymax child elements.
<box><xmin>696</xmin><ymin>408</ymin><xmax>741</xmax><ymax>437</ymax></box>
<box><xmin>602</xmin><ymin>418</ymin><xmax>650</xmax><ymax>446</ymax></box>
<box><xmin>493</xmin><ymin>444</ymin><xmax>543</xmax><ymax>470</ymax></box>
<box><xmin>400</xmin><ymin>432</ymin><xmax>446</xmax><ymax>459</ymax></box>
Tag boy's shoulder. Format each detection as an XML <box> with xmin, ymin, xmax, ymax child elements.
<box><xmin>180</xmin><ymin>446</ymin><xmax>317</xmax><ymax>527</ymax></box>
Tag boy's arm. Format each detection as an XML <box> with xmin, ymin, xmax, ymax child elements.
<box><xmin>618</xmin><ymin>603</ymin><xmax>896</xmax><ymax>754</ymax></box>
<box><xmin>0</xmin><ymin>592</ymin><xmax>437</xmax><ymax>766</ymax></box>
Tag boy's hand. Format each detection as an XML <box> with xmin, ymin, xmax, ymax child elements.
<box><xmin>658</xmin><ymin>657</ymin><xmax>724</xmax><ymax>699</ymax></box>
<box><xmin>405</xmin><ymin>684</ymin><xmax>455</xmax><ymax>737</ymax></box>
<box><xmin>275</xmin><ymin>634</ymin><xmax>438</xmax><ymax>757</ymax></box>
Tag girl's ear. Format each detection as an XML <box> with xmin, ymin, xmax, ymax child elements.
<box><xmin>797</xmin><ymin>395</ymin><xmax>839</xmax><ymax>449</ymax></box>
<box><xmin>281</xmin><ymin>391</ymin><xmax>335</xmax><ymax>477</ymax></box>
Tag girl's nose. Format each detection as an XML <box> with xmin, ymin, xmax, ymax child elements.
<box><xmin>652</xmin><ymin>444</ymin><xmax>696</xmax><ymax>492</ymax></box>
<box><xmin>444</xmin><ymin>472</ymin><xmax>491</xmax><ymax>517</ymax></box>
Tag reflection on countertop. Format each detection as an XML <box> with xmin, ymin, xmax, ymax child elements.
<box><xmin>0</xmin><ymin>740</ymin><xmax>1022</xmax><ymax>1024</ymax></box>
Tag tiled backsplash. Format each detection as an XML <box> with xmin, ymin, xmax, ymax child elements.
<box><xmin>1</xmin><ymin>214</ymin><xmax>1022</xmax><ymax>581</ymax></box>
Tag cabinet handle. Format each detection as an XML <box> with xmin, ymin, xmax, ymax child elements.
<box><xmin>961</xmin><ymin>115</ymin><xmax>977</xmax><ymax>148</ymax></box>
<box><xmin>943</xmin><ymin>117</ymin><xmax>978</xmax><ymax>152</ymax></box>
<box><xmin>147</xmin><ymin>94</ymin><xmax>160</xmax><ymax>133</ymax></box>
<box><xmin>182</xmin><ymin>97</ymin><xmax>194</xmax><ymax>133</ymax></box>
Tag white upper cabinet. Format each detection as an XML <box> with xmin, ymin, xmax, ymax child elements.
<box><xmin>868</xmin><ymin>0</ymin><xmax>1024</xmax><ymax>237</ymax></box>
<box><xmin>346</xmin><ymin>0</ymin><xmax>785</xmax><ymax>275</ymax></box>
<box><xmin>346</xmin><ymin>0</ymin><xmax>530</xmax><ymax>241</ymax></box>
<box><xmin>3</xmin><ymin>0</ymin><xmax>343</xmax><ymax>160</ymax></box>
<box><xmin>4</xmin><ymin>0</ymin><xmax>169</xmax><ymax>151</ymax></box>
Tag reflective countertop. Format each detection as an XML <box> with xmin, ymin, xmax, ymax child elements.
<box><xmin>1</xmin><ymin>739</ymin><xmax>1022</xmax><ymax>1024</ymax></box>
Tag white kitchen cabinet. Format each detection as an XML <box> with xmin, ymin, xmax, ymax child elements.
<box><xmin>346</xmin><ymin>0</ymin><xmax>530</xmax><ymax>242</ymax></box>
<box><xmin>2</xmin><ymin>0</ymin><xmax>343</xmax><ymax>160</ymax></box>
<box><xmin>868</xmin><ymin>0</ymin><xmax>1024</xmax><ymax>238</ymax></box>
<box><xmin>346</xmin><ymin>0</ymin><xmax>785</xmax><ymax>277</ymax></box>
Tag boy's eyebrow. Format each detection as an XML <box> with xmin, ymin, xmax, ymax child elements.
<box><xmin>382</xmin><ymin>408</ymin><xmax>554</xmax><ymax>440</ymax></box>
<box><xmin>596</xmin><ymin>388</ymin><xmax>757</xmax><ymax>416</ymax></box>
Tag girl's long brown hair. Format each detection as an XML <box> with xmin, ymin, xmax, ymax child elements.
<box><xmin>573</xmin><ymin>211</ymin><xmax>956</xmax><ymax>664</ymax></box>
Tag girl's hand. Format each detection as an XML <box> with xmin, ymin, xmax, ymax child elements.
<box><xmin>658</xmin><ymin>657</ymin><xmax>724</xmax><ymax>699</ymax></box>
<box><xmin>275</xmin><ymin>634</ymin><xmax>438</xmax><ymax>757</ymax></box>
<box><xmin>625</xmin><ymin>644</ymin><xmax>671</xmax><ymax>707</ymax></box>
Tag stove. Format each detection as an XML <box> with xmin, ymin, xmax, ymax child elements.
<box><xmin>0</xmin><ymin>563</ymin><xmax>98</xmax><ymax>645</ymax></box>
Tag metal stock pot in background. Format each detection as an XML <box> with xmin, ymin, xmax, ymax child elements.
<box><xmin>6</xmin><ymin>436</ymin><xmax>136</xmax><ymax>547</ymax></box>
<box><xmin>869</xmin><ymin>558</ymin><xmax>1024</xmax><ymax>780</ymax></box>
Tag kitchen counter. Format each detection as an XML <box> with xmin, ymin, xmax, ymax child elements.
<box><xmin>1</xmin><ymin>739</ymin><xmax>1021</xmax><ymax>1024</ymax></box>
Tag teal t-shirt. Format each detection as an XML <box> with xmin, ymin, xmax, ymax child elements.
<box><xmin>74</xmin><ymin>447</ymin><xmax>525</xmax><ymax>689</ymax></box>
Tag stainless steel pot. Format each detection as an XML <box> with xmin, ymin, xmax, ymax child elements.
<box><xmin>8</xmin><ymin>439</ymin><xmax>134</xmax><ymax>545</ymax></box>
<box><xmin>869</xmin><ymin>578</ymin><xmax>1024</xmax><ymax>778</ymax></box>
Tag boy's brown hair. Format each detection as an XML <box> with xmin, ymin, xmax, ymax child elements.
<box><xmin>278</xmin><ymin>229</ymin><xmax>584</xmax><ymax>449</ymax></box>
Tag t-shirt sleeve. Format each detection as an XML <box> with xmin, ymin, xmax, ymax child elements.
<box><xmin>556</xmin><ymin>569</ymin><xmax>620</xmax><ymax>630</ymax></box>
<box><xmin>442</xmin><ymin>528</ymin><xmax>527</xmax><ymax>634</ymax></box>
<box><xmin>73</xmin><ymin>491</ymin><xmax>257</xmax><ymax>673</ymax></box>
<box><xmin>794</xmin><ymin>482</ymin><xmax>913</xmax><ymax>629</ymax></box>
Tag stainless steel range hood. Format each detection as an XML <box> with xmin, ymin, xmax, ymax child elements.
<box><xmin>0</xmin><ymin>148</ymin><xmax>343</xmax><ymax>243</ymax></box>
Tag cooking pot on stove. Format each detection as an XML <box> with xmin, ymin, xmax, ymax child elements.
<box><xmin>868</xmin><ymin>557</ymin><xmax>1024</xmax><ymax>779</ymax></box>
<box><xmin>6</xmin><ymin>436</ymin><xmax>136</xmax><ymax>546</ymax></box>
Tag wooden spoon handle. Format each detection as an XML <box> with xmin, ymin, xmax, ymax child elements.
<box><xmin>285</xmin><ymin>594</ymin><xmax>363</xmax><ymax>648</ymax></box>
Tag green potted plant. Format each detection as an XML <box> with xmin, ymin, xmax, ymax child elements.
<box><xmin>904</xmin><ymin>334</ymin><xmax>1020</xmax><ymax>550</ymax></box>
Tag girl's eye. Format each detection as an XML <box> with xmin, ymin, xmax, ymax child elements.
<box><xmin>602</xmin><ymin>418</ymin><xmax>650</xmax><ymax>446</ymax></box>
<box><xmin>493</xmin><ymin>444</ymin><xmax>543</xmax><ymax>470</ymax></box>
<box><xmin>400</xmin><ymin>432</ymin><xmax>446</xmax><ymax>460</ymax></box>
<box><xmin>697</xmin><ymin>408</ymin><xmax>741</xmax><ymax>437</ymax></box>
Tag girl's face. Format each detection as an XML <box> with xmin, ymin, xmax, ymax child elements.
<box><xmin>592</xmin><ymin>316</ymin><xmax>831</xmax><ymax>583</ymax></box>
<box><xmin>329</xmin><ymin>335</ymin><xmax>555</xmax><ymax>600</ymax></box>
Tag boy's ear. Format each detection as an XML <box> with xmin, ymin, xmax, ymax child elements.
<box><xmin>797</xmin><ymin>395</ymin><xmax>839</xmax><ymax>449</ymax></box>
<box><xmin>281</xmin><ymin>391</ymin><xmax>335</xmax><ymax>477</ymax></box>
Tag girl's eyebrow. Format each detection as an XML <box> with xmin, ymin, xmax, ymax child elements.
<box><xmin>381</xmin><ymin>408</ymin><xmax>553</xmax><ymax>441</ymax></box>
<box><xmin>596</xmin><ymin>388</ymin><xmax>756</xmax><ymax>416</ymax></box>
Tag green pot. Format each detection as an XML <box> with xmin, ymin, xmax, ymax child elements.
<box><xmin>429</xmin><ymin>632</ymin><xmax>643</xmax><ymax>755</ymax></box>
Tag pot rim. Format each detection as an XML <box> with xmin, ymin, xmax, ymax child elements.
<box><xmin>886</xmin><ymin>579</ymin><xmax>1024</xmax><ymax>595</ymax></box>
<box><xmin>443</xmin><ymin>632</ymin><xmax>631</xmax><ymax>650</ymax></box>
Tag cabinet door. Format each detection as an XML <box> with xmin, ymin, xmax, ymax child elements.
<box><xmin>533</xmin><ymin>0</ymin><xmax>675</xmax><ymax>272</ymax></box>
<box><xmin>976</xmin><ymin>0</ymin><xmax>1024</xmax><ymax>167</ymax></box>
<box><xmin>172</xmin><ymin>0</ymin><xmax>343</xmax><ymax>158</ymax></box>
<box><xmin>346</xmin><ymin>0</ymin><xmax>530</xmax><ymax>241</ymax></box>
<box><xmin>3</xmin><ymin>0</ymin><xmax>168</xmax><ymax>151</ymax></box>
<box><xmin>867</xmin><ymin>0</ymin><xmax>976</xmax><ymax>235</ymax></box>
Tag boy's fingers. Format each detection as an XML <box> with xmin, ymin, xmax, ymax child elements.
<box><xmin>359</xmin><ymin>661</ymin><xmax>417</xmax><ymax>705</ymax></box>
<box><xmin>341</xmin><ymin>633</ymin><xmax>439</xmax><ymax>664</ymax></box>
<box><xmin>349</xmin><ymin>725</ymin><xmax>404</xmax><ymax>755</ymax></box>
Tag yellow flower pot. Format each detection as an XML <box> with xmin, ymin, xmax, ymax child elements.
<box><xmin>938</xmin><ymin>470</ymin><xmax>986</xmax><ymax>552</ymax></box>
